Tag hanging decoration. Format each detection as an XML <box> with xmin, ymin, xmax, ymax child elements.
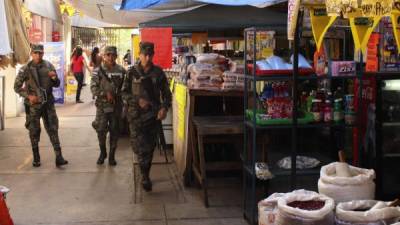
<box><xmin>349</xmin><ymin>15</ymin><xmax>382</xmax><ymax>54</ymax></box>
<box><xmin>326</xmin><ymin>0</ymin><xmax>359</xmax><ymax>17</ymax></box>
<box><xmin>309</xmin><ymin>7</ymin><xmax>337</xmax><ymax>50</ymax></box>
<box><xmin>390</xmin><ymin>9</ymin><xmax>400</xmax><ymax>52</ymax></box>
<box><xmin>60</xmin><ymin>2</ymin><xmax>76</xmax><ymax>16</ymax></box>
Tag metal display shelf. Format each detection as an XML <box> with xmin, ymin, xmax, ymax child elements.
<box><xmin>242</xmin><ymin>13</ymin><xmax>363</xmax><ymax>225</ymax></box>
<box><xmin>245</xmin><ymin>74</ymin><xmax>359</xmax><ymax>81</ymax></box>
<box><xmin>245</xmin><ymin>121</ymin><xmax>357</xmax><ymax>130</ymax></box>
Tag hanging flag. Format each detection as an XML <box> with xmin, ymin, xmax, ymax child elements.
<box><xmin>288</xmin><ymin>0</ymin><xmax>301</xmax><ymax>40</ymax></box>
<box><xmin>391</xmin><ymin>10</ymin><xmax>400</xmax><ymax>53</ymax></box>
<box><xmin>350</xmin><ymin>16</ymin><xmax>382</xmax><ymax>54</ymax></box>
<box><xmin>309</xmin><ymin>7</ymin><xmax>337</xmax><ymax>51</ymax></box>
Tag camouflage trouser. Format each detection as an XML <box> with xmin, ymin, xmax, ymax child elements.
<box><xmin>92</xmin><ymin>106</ymin><xmax>121</xmax><ymax>151</ymax></box>
<box><xmin>127</xmin><ymin>113</ymin><xmax>158</xmax><ymax>175</ymax></box>
<box><xmin>25</xmin><ymin>103</ymin><xmax>61</xmax><ymax>150</ymax></box>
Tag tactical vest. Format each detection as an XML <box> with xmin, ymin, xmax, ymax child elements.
<box><xmin>25</xmin><ymin>60</ymin><xmax>54</xmax><ymax>104</ymax></box>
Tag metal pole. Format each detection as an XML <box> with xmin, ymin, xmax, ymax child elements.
<box><xmin>291</xmin><ymin>10</ymin><xmax>303</xmax><ymax>190</ymax></box>
<box><xmin>243</xmin><ymin>29</ymin><xmax>249</xmax><ymax>221</ymax></box>
<box><xmin>1</xmin><ymin>75</ymin><xmax>5</xmax><ymax>130</ymax></box>
<box><xmin>251</xmin><ymin>29</ymin><xmax>257</xmax><ymax>225</ymax></box>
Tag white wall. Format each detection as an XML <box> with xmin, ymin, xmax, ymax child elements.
<box><xmin>0</xmin><ymin>65</ymin><xmax>24</xmax><ymax>118</ymax></box>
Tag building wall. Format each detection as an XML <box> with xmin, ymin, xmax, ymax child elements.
<box><xmin>0</xmin><ymin>65</ymin><xmax>24</xmax><ymax>118</ymax></box>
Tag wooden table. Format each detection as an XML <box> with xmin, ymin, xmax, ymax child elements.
<box><xmin>191</xmin><ymin>116</ymin><xmax>244</xmax><ymax>207</ymax></box>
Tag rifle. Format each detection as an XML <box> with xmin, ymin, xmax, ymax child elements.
<box><xmin>133</xmin><ymin>66</ymin><xmax>168</xmax><ymax>161</ymax></box>
<box><xmin>26</xmin><ymin>62</ymin><xmax>47</xmax><ymax>105</ymax></box>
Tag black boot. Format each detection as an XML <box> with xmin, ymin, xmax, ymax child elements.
<box><xmin>97</xmin><ymin>146</ymin><xmax>107</xmax><ymax>165</ymax></box>
<box><xmin>108</xmin><ymin>148</ymin><xmax>117</xmax><ymax>166</ymax></box>
<box><xmin>141</xmin><ymin>166</ymin><xmax>152</xmax><ymax>192</ymax></box>
<box><xmin>32</xmin><ymin>147</ymin><xmax>41</xmax><ymax>167</ymax></box>
<box><xmin>55</xmin><ymin>149</ymin><xmax>68</xmax><ymax>167</ymax></box>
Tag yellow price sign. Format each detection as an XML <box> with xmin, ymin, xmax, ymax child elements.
<box><xmin>309</xmin><ymin>7</ymin><xmax>337</xmax><ymax>51</ymax></box>
<box><xmin>350</xmin><ymin>16</ymin><xmax>382</xmax><ymax>54</ymax></box>
<box><xmin>391</xmin><ymin>10</ymin><xmax>400</xmax><ymax>53</ymax></box>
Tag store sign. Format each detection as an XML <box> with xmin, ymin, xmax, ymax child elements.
<box><xmin>43</xmin><ymin>42</ymin><xmax>65</xmax><ymax>104</ymax></box>
<box><xmin>350</xmin><ymin>16</ymin><xmax>382</xmax><ymax>54</ymax></box>
<box><xmin>309</xmin><ymin>7</ymin><xmax>337</xmax><ymax>50</ymax></box>
<box><xmin>361</xmin><ymin>0</ymin><xmax>393</xmax><ymax>17</ymax></box>
<box><xmin>287</xmin><ymin>0</ymin><xmax>300</xmax><ymax>40</ymax></box>
<box><xmin>52</xmin><ymin>31</ymin><xmax>61</xmax><ymax>42</ymax></box>
<box><xmin>192</xmin><ymin>33</ymin><xmax>208</xmax><ymax>44</ymax></box>
<box><xmin>140</xmin><ymin>27</ymin><xmax>172</xmax><ymax>69</ymax></box>
<box><xmin>29</xmin><ymin>28</ymin><xmax>43</xmax><ymax>43</ymax></box>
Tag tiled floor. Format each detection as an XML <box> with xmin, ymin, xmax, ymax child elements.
<box><xmin>0</xmin><ymin>87</ymin><xmax>246</xmax><ymax>225</ymax></box>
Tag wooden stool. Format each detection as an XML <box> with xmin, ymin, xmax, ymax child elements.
<box><xmin>191</xmin><ymin>116</ymin><xmax>243</xmax><ymax>207</ymax></box>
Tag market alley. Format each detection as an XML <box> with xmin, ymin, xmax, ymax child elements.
<box><xmin>0</xmin><ymin>87</ymin><xmax>245</xmax><ymax>225</ymax></box>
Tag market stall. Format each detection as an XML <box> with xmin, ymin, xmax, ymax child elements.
<box><xmin>242</xmin><ymin>0</ymin><xmax>400</xmax><ymax>224</ymax></box>
<box><xmin>140</xmin><ymin>4</ymin><xmax>288</xmax><ymax>185</ymax></box>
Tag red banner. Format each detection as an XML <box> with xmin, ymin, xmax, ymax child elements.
<box><xmin>140</xmin><ymin>27</ymin><xmax>172</xmax><ymax>69</ymax></box>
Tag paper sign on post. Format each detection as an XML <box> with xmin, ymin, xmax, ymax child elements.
<box><xmin>288</xmin><ymin>0</ymin><xmax>300</xmax><ymax>40</ymax></box>
<box><xmin>309</xmin><ymin>7</ymin><xmax>337</xmax><ymax>51</ymax></box>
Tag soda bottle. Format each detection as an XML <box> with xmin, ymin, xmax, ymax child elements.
<box><xmin>334</xmin><ymin>98</ymin><xmax>344</xmax><ymax>123</ymax></box>
<box><xmin>324</xmin><ymin>100</ymin><xmax>333</xmax><ymax>123</ymax></box>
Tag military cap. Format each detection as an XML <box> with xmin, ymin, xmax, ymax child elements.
<box><xmin>105</xmin><ymin>46</ymin><xmax>118</xmax><ymax>55</ymax></box>
<box><xmin>31</xmin><ymin>44</ymin><xmax>44</xmax><ymax>53</ymax></box>
<box><xmin>139</xmin><ymin>42</ymin><xmax>155</xmax><ymax>55</ymax></box>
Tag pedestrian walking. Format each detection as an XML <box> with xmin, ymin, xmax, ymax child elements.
<box><xmin>14</xmin><ymin>44</ymin><xmax>68</xmax><ymax>167</ymax></box>
<box><xmin>71</xmin><ymin>46</ymin><xmax>86</xmax><ymax>103</ymax></box>
<box><xmin>123</xmin><ymin>49</ymin><xmax>132</xmax><ymax>66</ymax></box>
<box><xmin>91</xmin><ymin>46</ymin><xmax>126</xmax><ymax>166</ymax></box>
<box><xmin>90</xmin><ymin>47</ymin><xmax>102</xmax><ymax>68</ymax></box>
<box><xmin>122</xmin><ymin>42</ymin><xmax>172</xmax><ymax>191</ymax></box>
<box><xmin>90</xmin><ymin>47</ymin><xmax>102</xmax><ymax>100</ymax></box>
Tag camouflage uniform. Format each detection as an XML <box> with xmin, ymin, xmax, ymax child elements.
<box><xmin>91</xmin><ymin>61</ymin><xmax>126</xmax><ymax>165</ymax></box>
<box><xmin>122</xmin><ymin>61</ymin><xmax>172</xmax><ymax>188</ymax></box>
<box><xmin>14</xmin><ymin>45</ymin><xmax>68</xmax><ymax>167</ymax></box>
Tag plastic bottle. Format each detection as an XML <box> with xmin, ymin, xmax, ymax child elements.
<box><xmin>307</xmin><ymin>90</ymin><xmax>316</xmax><ymax>112</ymax></box>
<box><xmin>324</xmin><ymin>100</ymin><xmax>333</xmax><ymax>123</ymax></box>
<box><xmin>311</xmin><ymin>99</ymin><xmax>322</xmax><ymax>122</ymax></box>
<box><xmin>334</xmin><ymin>98</ymin><xmax>344</xmax><ymax>123</ymax></box>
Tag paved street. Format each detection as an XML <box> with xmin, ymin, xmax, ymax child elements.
<box><xmin>0</xmin><ymin>87</ymin><xmax>245</xmax><ymax>225</ymax></box>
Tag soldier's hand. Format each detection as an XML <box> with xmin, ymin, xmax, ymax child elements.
<box><xmin>138</xmin><ymin>98</ymin><xmax>150</xmax><ymax>110</ymax></box>
<box><xmin>157</xmin><ymin>107</ymin><xmax>168</xmax><ymax>120</ymax></box>
<box><xmin>48</xmin><ymin>71</ymin><xmax>57</xmax><ymax>79</ymax></box>
<box><xmin>106</xmin><ymin>92</ymin><xmax>115</xmax><ymax>104</ymax></box>
<box><xmin>28</xmin><ymin>95</ymin><xmax>39</xmax><ymax>105</ymax></box>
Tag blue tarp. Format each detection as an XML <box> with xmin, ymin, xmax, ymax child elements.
<box><xmin>119</xmin><ymin>0</ymin><xmax>166</xmax><ymax>10</ymax></box>
<box><xmin>195</xmin><ymin>0</ymin><xmax>279</xmax><ymax>7</ymax></box>
<box><xmin>119</xmin><ymin>0</ymin><xmax>283</xmax><ymax>10</ymax></box>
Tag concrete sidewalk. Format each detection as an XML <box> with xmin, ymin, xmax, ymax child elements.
<box><xmin>0</xmin><ymin>87</ymin><xmax>245</xmax><ymax>225</ymax></box>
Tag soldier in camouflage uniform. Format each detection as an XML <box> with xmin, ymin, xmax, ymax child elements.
<box><xmin>14</xmin><ymin>44</ymin><xmax>68</xmax><ymax>167</ymax></box>
<box><xmin>91</xmin><ymin>46</ymin><xmax>126</xmax><ymax>166</ymax></box>
<box><xmin>122</xmin><ymin>42</ymin><xmax>172</xmax><ymax>191</ymax></box>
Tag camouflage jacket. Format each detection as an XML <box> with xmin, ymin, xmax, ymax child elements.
<box><xmin>122</xmin><ymin>63</ymin><xmax>172</xmax><ymax>113</ymax></box>
<box><xmin>14</xmin><ymin>60</ymin><xmax>60</xmax><ymax>106</ymax></box>
<box><xmin>91</xmin><ymin>63</ymin><xmax>126</xmax><ymax>110</ymax></box>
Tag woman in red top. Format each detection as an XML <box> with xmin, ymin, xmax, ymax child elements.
<box><xmin>71</xmin><ymin>47</ymin><xmax>85</xmax><ymax>103</ymax></box>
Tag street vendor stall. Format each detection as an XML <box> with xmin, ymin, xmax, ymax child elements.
<box><xmin>242</xmin><ymin>0</ymin><xmax>400</xmax><ymax>224</ymax></box>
